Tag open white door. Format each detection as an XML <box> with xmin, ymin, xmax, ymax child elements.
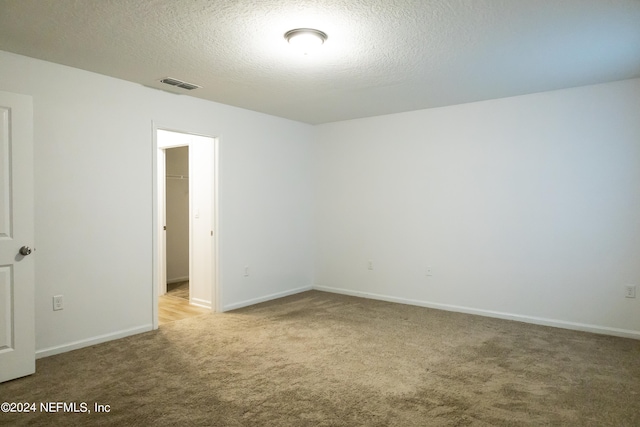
<box><xmin>0</xmin><ymin>91</ymin><xmax>35</xmax><ymax>383</ymax></box>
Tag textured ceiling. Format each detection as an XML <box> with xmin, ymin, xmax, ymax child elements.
<box><xmin>0</xmin><ymin>0</ymin><xmax>639</xmax><ymax>124</ymax></box>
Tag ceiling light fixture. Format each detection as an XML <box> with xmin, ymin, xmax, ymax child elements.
<box><xmin>284</xmin><ymin>28</ymin><xmax>327</xmax><ymax>54</ymax></box>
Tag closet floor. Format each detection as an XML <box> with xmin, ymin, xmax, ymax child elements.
<box><xmin>159</xmin><ymin>281</ymin><xmax>210</xmax><ymax>325</ymax></box>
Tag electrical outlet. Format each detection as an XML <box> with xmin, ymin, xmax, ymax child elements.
<box><xmin>243</xmin><ymin>265</ymin><xmax>250</xmax><ymax>277</ymax></box>
<box><xmin>625</xmin><ymin>285</ymin><xmax>636</xmax><ymax>299</ymax></box>
<box><xmin>53</xmin><ymin>295</ymin><xmax>64</xmax><ymax>311</ymax></box>
<box><xmin>367</xmin><ymin>259</ymin><xmax>373</xmax><ymax>270</ymax></box>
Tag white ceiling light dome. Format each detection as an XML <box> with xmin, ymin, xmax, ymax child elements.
<box><xmin>284</xmin><ymin>28</ymin><xmax>328</xmax><ymax>54</ymax></box>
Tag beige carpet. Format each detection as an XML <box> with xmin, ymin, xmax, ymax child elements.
<box><xmin>1</xmin><ymin>290</ymin><xmax>639</xmax><ymax>426</ymax></box>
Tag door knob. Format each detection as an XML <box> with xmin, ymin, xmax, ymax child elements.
<box><xmin>19</xmin><ymin>246</ymin><xmax>32</xmax><ymax>256</ymax></box>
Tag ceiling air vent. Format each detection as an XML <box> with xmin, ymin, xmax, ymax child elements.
<box><xmin>159</xmin><ymin>77</ymin><xmax>201</xmax><ymax>90</ymax></box>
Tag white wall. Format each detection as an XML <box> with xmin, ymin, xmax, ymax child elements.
<box><xmin>314</xmin><ymin>78</ymin><xmax>640</xmax><ymax>338</ymax></box>
<box><xmin>0</xmin><ymin>50</ymin><xmax>314</xmax><ymax>356</ymax></box>
<box><xmin>165</xmin><ymin>146</ymin><xmax>189</xmax><ymax>282</ymax></box>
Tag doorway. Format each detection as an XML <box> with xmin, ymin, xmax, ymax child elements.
<box><xmin>153</xmin><ymin>128</ymin><xmax>218</xmax><ymax>328</ymax></box>
<box><xmin>165</xmin><ymin>146</ymin><xmax>190</xmax><ymax>300</ymax></box>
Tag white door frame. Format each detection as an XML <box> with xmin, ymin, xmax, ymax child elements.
<box><xmin>151</xmin><ymin>124</ymin><xmax>220</xmax><ymax>329</ymax></box>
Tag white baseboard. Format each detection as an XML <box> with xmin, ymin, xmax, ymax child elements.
<box><xmin>36</xmin><ymin>325</ymin><xmax>153</xmax><ymax>359</ymax></box>
<box><xmin>223</xmin><ymin>285</ymin><xmax>312</xmax><ymax>312</ymax></box>
<box><xmin>190</xmin><ymin>297</ymin><xmax>211</xmax><ymax>309</ymax></box>
<box><xmin>313</xmin><ymin>285</ymin><xmax>640</xmax><ymax>340</ymax></box>
<box><xmin>167</xmin><ymin>276</ymin><xmax>189</xmax><ymax>284</ymax></box>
